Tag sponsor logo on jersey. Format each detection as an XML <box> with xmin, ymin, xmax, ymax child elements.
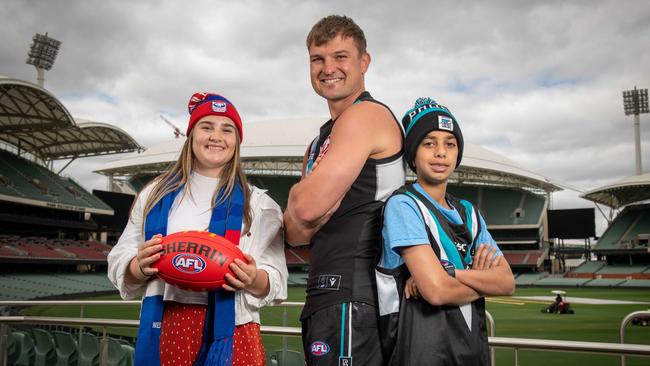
<box><xmin>311</xmin><ymin>341</ymin><xmax>330</xmax><ymax>356</ymax></box>
<box><xmin>212</xmin><ymin>101</ymin><xmax>227</xmax><ymax>112</ymax></box>
<box><xmin>172</xmin><ymin>254</ymin><xmax>206</xmax><ymax>274</ymax></box>
<box><xmin>317</xmin><ymin>274</ymin><xmax>341</xmax><ymax>290</ymax></box>
<box><xmin>438</xmin><ymin>115</ymin><xmax>454</xmax><ymax>131</ymax></box>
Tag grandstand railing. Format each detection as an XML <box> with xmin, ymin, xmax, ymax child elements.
<box><xmin>1</xmin><ymin>302</ymin><xmax>649</xmax><ymax>366</ymax></box>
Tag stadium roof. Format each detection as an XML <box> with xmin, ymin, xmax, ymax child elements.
<box><xmin>0</xmin><ymin>76</ymin><xmax>142</xmax><ymax>161</ymax></box>
<box><xmin>581</xmin><ymin>173</ymin><xmax>650</xmax><ymax>209</ymax></box>
<box><xmin>96</xmin><ymin>118</ymin><xmax>561</xmax><ymax>193</ymax></box>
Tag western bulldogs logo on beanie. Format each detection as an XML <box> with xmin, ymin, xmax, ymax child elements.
<box><xmin>401</xmin><ymin>97</ymin><xmax>464</xmax><ymax>172</ymax></box>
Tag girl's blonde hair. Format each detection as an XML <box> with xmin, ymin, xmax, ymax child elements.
<box><xmin>140</xmin><ymin>128</ymin><xmax>252</xmax><ymax>236</ymax></box>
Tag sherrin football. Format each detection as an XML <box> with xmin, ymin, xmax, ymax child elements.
<box><xmin>151</xmin><ymin>230</ymin><xmax>246</xmax><ymax>291</ymax></box>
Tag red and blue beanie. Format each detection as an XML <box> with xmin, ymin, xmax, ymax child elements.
<box><xmin>187</xmin><ymin>92</ymin><xmax>243</xmax><ymax>142</ymax></box>
<box><xmin>401</xmin><ymin>97</ymin><xmax>464</xmax><ymax>172</ymax></box>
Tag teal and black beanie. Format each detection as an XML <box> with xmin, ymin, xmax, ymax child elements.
<box><xmin>401</xmin><ymin>97</ymin><xmax>464</xmax><ymax>172</ymax></box>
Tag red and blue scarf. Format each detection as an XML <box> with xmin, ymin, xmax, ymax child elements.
<box><xmin>135</xmin><ymin>181</ymin><xmax>244</xmax><ymax>366</ymax></box>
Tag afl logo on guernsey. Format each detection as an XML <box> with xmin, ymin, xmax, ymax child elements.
<box><xmin>310</xmin><ymin>341</ymin><xmax>330</xmax><ymax>356</ymax></box>
<box><xmin>172</xmin><ymin>254</ymin><xmax>206</xmax><ymax>274</ymax></box>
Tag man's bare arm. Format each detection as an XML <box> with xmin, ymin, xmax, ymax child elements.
<box><xmin>285</xmin><ymin>102</ymin><xmax>401</xmax><ymax>228</ymax></box>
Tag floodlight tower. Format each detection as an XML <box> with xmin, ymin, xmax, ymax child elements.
<box><xmin>623</xmin><ymin>86</ymin><xmax>649</xmax><ymax>175</ymax></box>
<box><xmin>25</xmin><ymin>32</ymin><xmax>62</xmax><ymax>88</ymax></box>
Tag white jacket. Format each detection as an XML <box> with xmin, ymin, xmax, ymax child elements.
<box><xmin>107</xmin><ymin>174</ymin><xmax>288</xmax><ymax>325</ymax></box>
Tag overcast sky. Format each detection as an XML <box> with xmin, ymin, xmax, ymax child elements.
<box><xmin>2</xmin><ymin>0</ymin><xmax>650</xmax><ymax>231</ymax></box>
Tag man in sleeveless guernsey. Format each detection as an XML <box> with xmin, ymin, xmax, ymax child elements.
<box><xmin>284</xmin><ymin>15</ymin><xmax>404</xmax><ymax>366</ymax></box>
<box><xmin>375</xmin><ymin>98</ymin><xmax>515</xmax><ymax>366</ymax></box>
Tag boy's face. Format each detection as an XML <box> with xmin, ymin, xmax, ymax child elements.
<box><xmin>414</xmin><ymin>130</ymin><xmax>458</xmax><ymax>184</ymax></box>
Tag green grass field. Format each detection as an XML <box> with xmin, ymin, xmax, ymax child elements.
<box><xmin>20</xmin><ymin>286</ymin><xmax>650</xmax><ymax>365</ymax></box>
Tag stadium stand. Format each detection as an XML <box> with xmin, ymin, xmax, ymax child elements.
<box><xmin>0</xmin><ymin>273</ymin><xmax>116</xmax><ymax>300</ymax></box>
<box><xmin>479</xmin><ymin>187</ymin><xmax>525</xmax><ymax>225</ymax></box>
<box><xmin>567</xmin><ymin>261</ymin><xmax>606</xmax><ymax>278</ymax></box>
<box><xmin>619</xmin><ymin>279</ymin><xmax>650</xmax><ymax>288</ymax></box>
<box><xmin>595</xmin><ymin>265</ymin><xmax>649</xmax><ymax>279</ymax></box>
<box><xmin>0</xmin><ymin>150</ymin><xmax>113</xmax><ymax>214</ymax></box>
<box><xmin>534</xmin><ymin>276</ymin><xmax>592</xmax><ymax>287</ymax></box>
<box><xmin>584</xmin><ymin>278</ymin><xmax>626</xmax><ymax>287</ymax></box>
<box><xmin>284</xmin><ymin>247</ymin><xmax>310</xmax><ymax>267</ymax></box>
<box><xmin>595</xmin><ymin>209</ymin><xmax>640</xmax><ymax>250</ymax></box>
<box><xmin>515</xmin><ymin>272</ymin><xmax>547</xmax><ymax>286</ymax></box>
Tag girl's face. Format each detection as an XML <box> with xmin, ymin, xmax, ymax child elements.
<box><xmin>191</xmin><ymin>115</ymin><xmax>237</xmax><ymax>177</ymax></box>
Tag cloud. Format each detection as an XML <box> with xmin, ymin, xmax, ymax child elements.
<box><xmin>2</xmin><ymin>0</ymin><xmax>650</xmax><ymax>215</ymax></box>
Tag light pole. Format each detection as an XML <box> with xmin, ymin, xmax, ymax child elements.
<box><xmin>623</xmin><ymin>87</ymin><xmax>649</xmax><ymax>175</ymax></box>
<box><xmin>25</xmin><ymin>32</ymin><xmax>62</xmax><ymax>88</ymax></box>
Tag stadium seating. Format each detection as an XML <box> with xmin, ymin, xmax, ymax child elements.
<box><xmin>621</xmin><ymin>210</ymin><xmax>650</xmax><ymax>244</ymax></box>
<box><xmin>569</xmin><ymin>261</ymin><xmax>606</xmax><ymax>274</ymax></box>
<box><xmin>515</xmin><ymin>272</ymin><xmax>547</xmax><ymax>286</ymax></box>
<box><xmin>619</xmin><ymin>279</ymin><xmax>650</xmax><ymax>288</ymax></box>
<box><xmin>0</xmin><ymin>273</ymin><xmax>116</xmax><ymax>300</ymax></box>
<box><xmin>584</xmin><ymin>278</ymin><xmax>626</xmax><ymax>287</ymax></box>
<box><xmin>534</xmin><ymin>276</ymin><xmax>591</xmax><ymax>287</ymax></box>
<box><xmin>595</xmin><ymin>265</ymin><xmax>649</xmax><ymax>279</ymax></box>
<box><xmin>595</xmin><ymin>209</ymin><xmax>640</xmax><ymax>249</ymax></box>
<box><xmin>120</xmin><ymin>345</ymin><xmax>134</xmax><ymax>366</ymax></box>
<box><xmin>0</xmin><ymin>235</ymin><xmax>109</xmax><ymax>262</ymax></box>
<box><xmin>78</xmin><ymin>333</ymin><xmax>100</xmax><ymax>366</ymax></box>
<box><xmin>9</xmin><ymin>330</ymin><xmax>35</xmax><ymax>366</ymax></box>
<box><xmin>105</xmin><ymin>337</ymin><xmax>126</xmax><ymax>366</ymax></box>
<box><xmin>502</xmin><ymin>251</ymin><xmax>527</xmax><ymax>265</ymax></box>
<box><xmin>285</xmin><ymin>247</ymin><xmax>311</xmax><ymax>266</ymax></box>
<box><xmin>0</xmin><ymin>149</ymin><xmax>112</xmax><ymax>211</ymax></box>
<box><xmin>288</xmin><ymin>272</ymin><xmax>308</xmax><ymax>286</ymax></box>
<box><xmin>520</xmin><ymin>194</ymin><xmax>546</xmax><ymax>225</ymax></box>
<box><xmin>479</xmin><ymin>187</ymin><xmax>524</xmax><ymax>225</ymax></box>
<box><xmin>31</xmin><ymin>328</ymin><xmax>57</xmax><ymax>366</ymax></box>
<box><xmin>52</xmin><ymin>330</ymin><xmax>78</xmax><ymax>366</ymax></box>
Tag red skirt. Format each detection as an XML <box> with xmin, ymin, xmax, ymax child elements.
<box><xmin>159</xmin><ymin>301</ymin><xmax>266</xmax><ymax>366</ymax></box>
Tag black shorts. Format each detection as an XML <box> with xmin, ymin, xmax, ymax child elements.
<box><xmin>301</xmin><ymin>302</ymin><xmax>384</xmax><ymax>366</ymax></box>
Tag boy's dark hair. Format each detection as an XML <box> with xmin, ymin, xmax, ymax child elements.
<box><xmin>306</xmin><ymin>15</ymin><xmax>367</xmax><ymax>55</ymax></box>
